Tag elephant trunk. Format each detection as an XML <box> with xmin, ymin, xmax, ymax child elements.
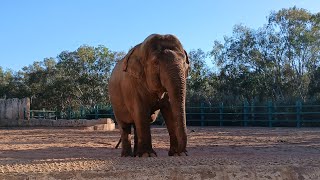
<box><xmin>161</xmin><ymin>62</ymin><xmax>187</xmax><ymax>153</ymax></box>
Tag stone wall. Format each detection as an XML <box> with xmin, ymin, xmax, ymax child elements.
<box><xmin>0</xmin><ymin>98</ymin><xmax>30</xmax><ymax>126</ymax></box>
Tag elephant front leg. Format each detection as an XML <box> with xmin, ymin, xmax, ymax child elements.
<box><xmin>161</xmin><ymin>100</ymin><xmax>188</xmax><ymax>156</ymax></box>
<box><xmin>133</xmin><ymin>112</ymin><xmax>157</xmax><ymax>157</ymax></box>
<box><xmin>119</xmin><ymin>123</ymin><xmax>133</xmax><ymax>157</ymax></box>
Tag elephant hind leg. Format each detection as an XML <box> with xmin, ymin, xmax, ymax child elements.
<box><xmin>119</xmin><ymin>122</ymin><xmax>133</xmax><ymax>157</ymax></box>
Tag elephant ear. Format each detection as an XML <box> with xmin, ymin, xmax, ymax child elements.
<box><xmin>184</xmin><ymin>50</ymin><xmax>190</xmax><ymax>77</ymax></box>
<box><xmin>184</xmin><ymin>50</ymin><xmax>189</xmax><ymax>65</ymax></box>
<box><xmin>122</xmin><ymin>44</ymin><xmax>144</xmax><ymax>79</ymax></box>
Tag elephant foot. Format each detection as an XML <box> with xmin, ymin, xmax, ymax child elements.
<box><xmin>173</xmin><ymin>152</ymin><xmax>188</xmax><ymax>156</ymax></box>
<box><xmin>141</xmin><ymin>152</ymin><xmax>157</xmax><ymax>157</ymax></box>
<box><xmin>121</xmin><ymin>149</ymin><xmax>133</xmax><ymax>157</ymax></box>
<box><xmin>168</xmin><ymin>150</ymin><xmax>188</xmax><ymax>156</ymax></box>
<box><xmin>136</xmin><ymin>149</ymin><xmax>157</xmax><ymax>157</ymax></box>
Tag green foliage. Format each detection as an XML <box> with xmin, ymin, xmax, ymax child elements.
<box><xmin>187</xmin><ymin>49</ymin><xmax>214</xmax><ymax>105</ymax></box>
<box><xmin>0</xmin><ymin>45</ymin><xmax>121</xmax><ymax>110</ymax></box>
<box><xmin>211</xmin><ymin>7</ymin><xmax>320</xmax><ymax>105</ymax></box>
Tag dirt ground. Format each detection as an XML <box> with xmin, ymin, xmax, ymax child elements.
<box><xmin>0</xmin><ymin>126</ymin><xmax>320</xmax><ymax>180</ymax></box>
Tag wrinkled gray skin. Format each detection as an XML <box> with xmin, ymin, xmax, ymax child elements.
<box><xmin>109</xmin><ymin>34</ymin><xmax>189</xmax><ymax>157</ymax></box>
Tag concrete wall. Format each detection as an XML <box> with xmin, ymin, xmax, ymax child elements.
<box><xmin>0</xmin><ymin>98</ymin><xmax>30</xmax><ymax>126</ymax></box>
<box><xmin>3</xmin><ymin>118</ymin><xmax>115</xmax><ymax>130</ymax></box>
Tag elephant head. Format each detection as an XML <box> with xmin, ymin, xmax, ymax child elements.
<box><xmin>122</xmin><ymin>34</ymin><xmax>189</xmax><ymax>154</ymax></box>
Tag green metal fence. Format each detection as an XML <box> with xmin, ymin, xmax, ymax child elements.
<box><xmin>28</xmin><ymin>101</ymin><xmax>320</xmax><ymax>127</ymax></box>
<box><xmin>186</xmin><ymin>101</ymin><xmax>320</xmax><ymax>127</ymax></box>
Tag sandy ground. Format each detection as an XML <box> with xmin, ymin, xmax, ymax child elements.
<box><xmin>0</xmin><ymin>126</ymin><xmax>320</xmax><ymax>180</ymax></box>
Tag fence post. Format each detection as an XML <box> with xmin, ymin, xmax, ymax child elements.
<box><xmin>43</xmin><ymin>108</ymin><xmax>46</xmax><ymax>119</ymax></box>
<box><xmin>67</xmin><ymin>107</ymin><xmax>71</xmax><ymax>120</ymax></box>
<box><xmin>60</xmin><ymin>111</ymin><xmax>63</xmax><ymax>119</ymax></box>
<box><xmin>95</xmin><ymin>105</ymin><xmax>99</xmax><ymax>119</ymax></box>
<box><xmin>268</xmin><ymin>101</ymin><xmax>273</xmax><ymax>127</ymax></box>
<box><xmin>200</xmin><ymin>102</ymin><xmax>205</xmax><ymax>126</ymax></box>
<box><xmin>243</xmin><ymin>100</ymin><xmax>248</xmax><ymax>127</ymax></box>
<box><xmin>54</xmin><ymin>111</ymin><xmax>58</xmax><ymax>120</ymax></box>
<box><xmin>80</xmin><ymin>106</ymin><xmax>84</xmax><ymax>119</ymax></box>
<box><xmin>219</xmin><ymin>103</ymin><xmax>224</xmax><ymax>126</ymax></box>
<box><xmin>296</xmin><ymin>101</ymin><xmax>302</xmax><ymax>128</ymax></box>
<box><xmin>251</xmin><ymin>99</ymin><xmax>255</xmax><ymax>124</ymax></box>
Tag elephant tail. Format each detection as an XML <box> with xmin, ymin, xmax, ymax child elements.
<box><xmin>115</xmin><ymin>138</ymin><xmax>121</xmax><ymax>149</ymax></box>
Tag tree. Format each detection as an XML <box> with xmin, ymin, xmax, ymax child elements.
<box><xmin>211</xmin><ymin>7</ymin><xmax>320</xmax><ymax>104</ymax></box>
<box><xmin>186</xmin><ymin>49</ymin><xmax>216</xmax><ymax>105</ymax></box>
<box><xmin>51</xmin><ymin>45</ymin><xmax>118</xmax><ymax>110</ymax></box>
<box><xmin>268</xmin><ymin>7</ymin><xmax>320</xmax><ymax>101</ymax></box>
<box><xmin>309</xmin><ymin>67</ymin><xmax>320</xmax><ymax>102</ymax></box>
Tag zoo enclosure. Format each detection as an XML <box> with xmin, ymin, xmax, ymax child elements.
<box><xmin>29</xmin><ymin>101</ymin><xmax>320</xmax><ymax>127</ymax></box>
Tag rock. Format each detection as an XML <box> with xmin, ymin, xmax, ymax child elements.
<box><xmin>93</xmin><ymin>122</ymin><xmax>115</xmax><ymax>131</ymax></box>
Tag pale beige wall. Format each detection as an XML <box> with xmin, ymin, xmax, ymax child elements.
<box><xmin>0</xmin><ymin>98</ymin><xmax>30</xmax><ymax>126</ymax></box>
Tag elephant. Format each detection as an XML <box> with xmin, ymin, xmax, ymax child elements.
<box><xmin>109</xmin><ymin>34</ymin><xmax>189</xmax><ymax>157</ymax></box>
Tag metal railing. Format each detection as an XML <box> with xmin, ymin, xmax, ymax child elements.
<box><xmin>30</xmin><ymin>109</ymin><xmax>57</xmax><ymax>119</ymax></box>
<box><xmin>186</xmin><ymin>101</ymin><xmax>320</xmax><ymax>127</ymax></box>
<box><xmin>28</xmin><ymin>105</ymin><xmax>114</xmax><ymax>120</ymax></box>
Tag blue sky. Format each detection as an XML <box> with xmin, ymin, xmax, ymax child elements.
<box><xmin>1</xmin><ymin>0</ymin><xmax>319</xmax><ymax>71</ymax></box>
